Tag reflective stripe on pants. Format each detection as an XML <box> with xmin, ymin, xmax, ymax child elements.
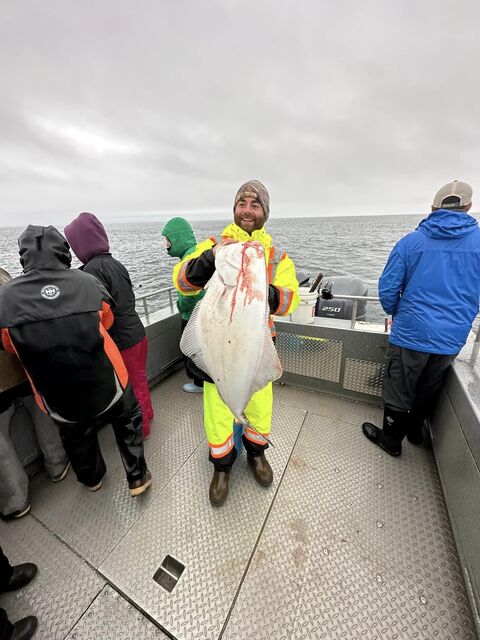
<box><xmin>203</xmin><ymin>381</ymin><xmax>273</xmax><ymax>463</ymax></box>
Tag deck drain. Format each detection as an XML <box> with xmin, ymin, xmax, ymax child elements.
<box><xmin>153</xmin><ymin>555</ymin><xmax>185</xmax><ymax>593</ymax></box>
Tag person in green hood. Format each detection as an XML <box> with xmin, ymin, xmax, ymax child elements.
<box><xmin>162</xmin><ymin>217</ymin><xmax>212</xmax><ymax>393</ymax></box>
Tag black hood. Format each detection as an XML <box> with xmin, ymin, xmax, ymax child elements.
<box><xmin>18</xmin><ymin>225</ymin><xmax>71</xmax><ymax>272</ymax></box>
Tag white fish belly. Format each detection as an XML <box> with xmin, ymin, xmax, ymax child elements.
<box><xmin>181</xmin><ymin>241</ymin><xmax>282</xmax><ymax>420</ymax></box>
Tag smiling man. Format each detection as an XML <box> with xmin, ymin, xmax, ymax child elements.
<box><xmin>173</xmin><ymin>180</ymin><xmax>299</xmax><ymax>506</ymax></box>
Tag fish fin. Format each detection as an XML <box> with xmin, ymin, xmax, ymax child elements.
<box><xmin>179</xmin><ymin>300</ymin><xmax>211</xmax><ymax>377</ymax></box>
<box><xmin>248</xmin><ymin>324</ymin><xmax>283</xmax><ymax>398</ymax></box>
<box><xmin>241</xmin><ymin>415</ymin><xmax>275</xmax><ymax>447</ymax></box>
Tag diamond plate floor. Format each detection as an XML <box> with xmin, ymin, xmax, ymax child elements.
<box><xmin>222</xmin><ymin>407</ymin><xmax>477</xmax><ymax>640</ymax></box>
<box><xmin>99</xmin><ymin>400</ymin><xmax>307</xmax><ymax>640</ymax></box>
<box><xmin>27</xmin><ymin>371</ymin><xmax>205</xmax><ymax>567</ymax></box>
<box><xmin>0</xmin><ymin>515</ymin><xmax>104</xmax><ymax>640</ymax></box>
<box><xmin>64</xmin><ymin>586</ymin><xmax>169</xmax><ymax>639</ymax></box>
<box><xmin>2</xmin><ymin>373</ymin><xmax>476</xmax><ymax>639</ymax></box>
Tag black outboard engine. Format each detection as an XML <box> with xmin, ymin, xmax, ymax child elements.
<box><xmin>316</xmin><ymin>276</ymin><xmax>368</xmax><ymax>320</ymax></box>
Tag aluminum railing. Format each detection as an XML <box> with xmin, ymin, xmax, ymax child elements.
<box><xmin>135</xmin><ymin>286</ymin><xmax>176</xmax><ymax>325</ymax></box>
<box><xmin>135</xmin><ymin>288</ymin><xmax>480</xmax><ymax>339</ymax></box>
<box><xmin>135</xmin><ymin>288</ymin><xmax>387</xmax><ymax>330</ymax></box>
<box><xmin>326</xmin><ymin>294</ymin><xmax>385</xmax><ymax>330</ymax></box>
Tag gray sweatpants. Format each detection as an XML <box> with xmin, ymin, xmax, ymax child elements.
<box><xmin>0</xmin><ymin>395</ymin><xmax>68</xmax><ymax>518</ymax></box>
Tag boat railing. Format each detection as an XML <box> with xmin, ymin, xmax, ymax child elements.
<box><xmin>325</xmin><ymin>294</ymin><xmax>386</xmax><ymax>330</ymax></box>
<box><xmin>135</xmin><ymin>288</ymin><xmax>480</xmax><ymax>339</ymax></box>
<box><xmin>135</xmin><ymin>286</ymin><xmax>176</xmax><ymax>325</ymax></box>
<box><xmin>135</xmin><ymin>287</ymin><xmax>387</xmax><ymax>330</ymax></box>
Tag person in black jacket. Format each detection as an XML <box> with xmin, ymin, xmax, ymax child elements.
<box><xmin>64</xmin><ymin>213</ymin><xmax>154</xmax><ymax>438</ymax></box>
<box><xmin>0</xmin><ymin>268</ymin><xmax>69</xmax><ymax>521</ymax></box>
<box><xmin>0</xmin><ymin>226</ymin><xmax>152</xmax><ymax>497</ymax></box>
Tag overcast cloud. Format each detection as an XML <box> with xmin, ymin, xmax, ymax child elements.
<box><xmin>1</xmin><ymin>0</ymin><xmax>479</xmax><ymax>226</ymax></box>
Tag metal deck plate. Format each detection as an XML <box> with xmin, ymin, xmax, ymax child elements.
<box><xmin>274</xmin><ymin>382</ymin><xmax>383</xmax><ymax>424</ymax></box>
<box><xmin>0</xmin><ymin>515</ymin><xmax>104</xmax><ymax>640</ymax></box>
<box><xmin>223</xmin><ymin>409</ymin><xmax>477</xmax><ymax>639</ymax></box>
<box><xmin>4</xmin><ymin>376</ymin><xmax>476</xmax><ymax>639</ymax></box>
<box><xmin>64</xmin><ymin>585</ymin><xmax>168</xmax><ymax>639</ymax></box>
<box><xmin>28</xmin><ymin>372</ymin><xmax>205</xmax><ymax>567</ymax></box>
<box><xmin>99</xmin><ymin>401</ymin><xmax>307</xmax><ymax>640</ymax></box>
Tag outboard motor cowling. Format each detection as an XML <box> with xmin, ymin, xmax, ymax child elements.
<box><xmin>316</xmin><ymin>276</ymin><xmax>368</xmax><ymax>320</ymax></box>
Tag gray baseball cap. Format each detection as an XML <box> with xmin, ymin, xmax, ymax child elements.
<box><xmin>432</xmin><ymin>180</ymin><xmax>472</xmax><ymax>209</ymax></box>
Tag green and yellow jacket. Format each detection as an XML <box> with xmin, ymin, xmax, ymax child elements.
<box><xmin>162</xmin><ymin>217</ymin><xmax>208</xmax><ymax>321</ymax></box>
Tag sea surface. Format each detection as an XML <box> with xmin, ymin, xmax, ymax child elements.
<box><xmin>0</xmin><ymin>214</ymin><xmax>435</xmax><ymax>321</ymax></box>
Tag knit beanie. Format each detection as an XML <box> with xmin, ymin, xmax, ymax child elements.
<box><xmin>233</xmin><ymin>180</ymin><xmax>270</xmax><ymax>221</ymax></box>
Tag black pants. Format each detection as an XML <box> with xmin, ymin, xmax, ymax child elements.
<box><xmin>209</xmin><ymin>434</ymin><xmax>268</xmax><ymax>472</ymax></box>
<box><xmin>0</xmin><ymin>547</ymin><xmax>14</xmax><ymax>640</ymax></box>
<box><xmin>181</xmin><ymin>319</ymin><xmax>204</xmax><ymax>387</ymax></box>
<box><xmin>383</xmin><ymin>345</ymin><xmax>456</xmax><ymax>415</ymax></box>
<box><xmin>56</xmin><ymin>387</ymin><xmax>147</xmax><ymax>487</ymax></box>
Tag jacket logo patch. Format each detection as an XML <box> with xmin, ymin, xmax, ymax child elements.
<box><xmin>41</xmin><ymin>285</ymin><xmax>60</xmax><ymax>300</ymax></box>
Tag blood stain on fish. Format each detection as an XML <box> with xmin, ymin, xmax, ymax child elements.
<box><xmin>229</xmin><ymin>242</ymin><xmax>265</xmax><ymax>322</ymax></box>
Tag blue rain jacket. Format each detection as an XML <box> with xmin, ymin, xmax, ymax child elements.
<box><xmin>379</xmin><ymin>209</ymin><xmax>480</xmax><ymax>354</ymax></box>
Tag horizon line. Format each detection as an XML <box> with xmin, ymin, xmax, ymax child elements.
<box><xmin>0</xmin><ymin>210</ymin><xmax>452</xmax><ymax>229</ymax></box>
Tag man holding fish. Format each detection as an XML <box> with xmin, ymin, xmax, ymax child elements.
<box><xmin>174</xmin><ymin>180</ymin><xmax>299</xmax><ymax>506</ymax></box>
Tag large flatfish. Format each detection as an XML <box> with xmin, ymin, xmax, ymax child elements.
<box><xmin>180</xmin><ymin>241</ymin><xmax>282</xmax><ymax>430</ymax></box>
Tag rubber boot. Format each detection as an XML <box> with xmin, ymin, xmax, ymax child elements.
<box><xmin>209</xmin><ymin>470</ymin><xmax>230</xmax><ymax>507</ymax></box>
<box><xmin>362</xmin><ymin>408</ymin><xmax>407</xmax><ymax>456</ymax></box>
<box><xmin>4</xmin><ymin>563</ymin><xmax>38</xmax><ymax>592</ymax></box>
<box><xmin>248</xmin><ymin>454</ymin><xmax>273</xmax><ymax>486</ymax></box>
<box><xmin>406</xmin><ymin>408</ymin><xmax>427</xmax><ymax>445</ymax></box>
<box><xmin>10</xmin><ymin>616</ymin><xmax>38</xmax><ymax>640</ymax></box>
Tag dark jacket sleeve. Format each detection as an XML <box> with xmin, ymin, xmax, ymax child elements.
<box><xmin>84</xmin><ymin>256</ymin><xmax>145</xmax><ymax>350</ymax></box>
<box><xmin>184</xmin><ymin>249</ymin><xmax>216</xmax><ymax>287</ymax></box>
<box><xmin>268</xmin><ymin>286</ymin><xmax>280</xmax><ymax>314</ymax></box>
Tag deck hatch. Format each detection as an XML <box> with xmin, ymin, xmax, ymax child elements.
<box><xmin>153</xmin><ymin>555</ymin><xmax>185</xmax><ymax>592</ymax></box>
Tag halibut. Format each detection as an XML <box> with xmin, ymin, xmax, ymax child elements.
<box><xmin>180</xmin><ymin>241</ymin><xmax>282</xmax><ymax>422</ymax></box>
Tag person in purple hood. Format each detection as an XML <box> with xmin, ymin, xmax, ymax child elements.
<box><xmin>64</xmin><ymin>213</ymin><xmax>154</xmax><ymax>438</ymax></box>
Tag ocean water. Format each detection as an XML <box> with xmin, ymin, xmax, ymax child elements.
<box><xmin>0</xmin><ymin>214</ymin><xmax>431</xmax><ymax>321</ymax></box>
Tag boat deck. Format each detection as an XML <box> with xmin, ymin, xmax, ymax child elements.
<box><xmin>0</xmin><ymin>370</ymin><xmax>476</xmax><ymax>640</ymax></box>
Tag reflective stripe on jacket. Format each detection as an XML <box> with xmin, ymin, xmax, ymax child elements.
<box><xmin>173</xmin><ymin>238</ymin><xmax>217</xmax><ymax>294</ymax></box>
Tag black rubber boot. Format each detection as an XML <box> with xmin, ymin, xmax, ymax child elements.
<box><xmin>10</xmin><ymin>616</ymin><xmax>38</xmax><ymax>640</ymax></box>
<box><xmin>362</xmin><ymin>408</ymin><xmax>407</xmax><ymax>456</ymax></box>
<box><xmin>406</xmin><ymin>408</ymin><xmax>428</xmax><ymax>445</ymax></box>
<box><xmin>5</xmin><ymin>564</ymin><xmax>38</xmax><ymax>592</ymax></box>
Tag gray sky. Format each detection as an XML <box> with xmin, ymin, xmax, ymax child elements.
<box><xmin>1</xmin><ymin>0</ymin><xmax>479</xmax><ymax>227</ymax></box>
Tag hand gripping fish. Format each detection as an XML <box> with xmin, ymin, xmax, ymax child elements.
<box><xmin>180</xmin><ymin>241</ymin><xmax>282</xmax><ymax>445</ymax></box>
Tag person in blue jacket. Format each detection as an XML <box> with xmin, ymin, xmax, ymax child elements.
<box><xmin>363</xmin><ymin>180</ymin><xmax>480</xmax><ymax>456</ymax></box>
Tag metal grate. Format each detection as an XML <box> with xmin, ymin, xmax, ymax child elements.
<box><xmin>343</xmin><ymin>358</ymin><xmax>385</xmax><ymax>396</ymax></box>
<box><xmin>277</xmin><ymin>333</ymin><xmax>343</xmax><ymax>382</ymax></box>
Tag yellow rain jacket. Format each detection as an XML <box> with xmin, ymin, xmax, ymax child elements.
<box><xmin>173</xmin><ymin>224</ymin><xmax>299</xmax><ymax>462</ymax></box>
